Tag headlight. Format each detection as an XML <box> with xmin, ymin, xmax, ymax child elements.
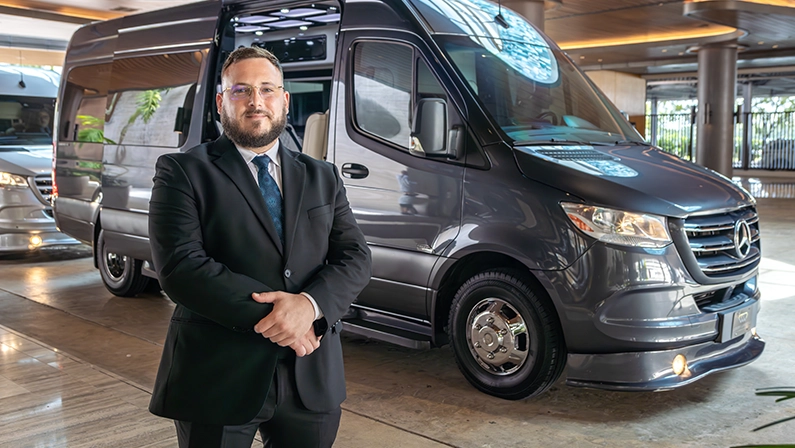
<box><xmin>561</xmin><ymin>202</ymin><xmax>672</xmax><ymax>248</ymax></box>
<box><xmin>0</xmin><ymin>172</ymin><xmax>29</xmax><ymax>188</ymax></box>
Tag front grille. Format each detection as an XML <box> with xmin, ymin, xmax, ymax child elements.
<box><xmin>683</xmin><ymin>207</ymin><xmax>761</xmax><ymax>277</ymax></box>
<box><xmin>33</xmin><ymin>174</ymin><xmax>54</xmax><ymax>205</ymax></box>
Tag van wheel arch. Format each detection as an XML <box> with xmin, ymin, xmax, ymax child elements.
<box><xmin>432</xmin><ymin>252</ymin><xmax>546</xmax><ymax>343</ymax></box>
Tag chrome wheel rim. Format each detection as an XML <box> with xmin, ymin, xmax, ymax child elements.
<box><xmin>105</xmin><ymin>252</ymin><xmax>127</xmax><ymax>280</ymax></box>
<box><xmin>466</xmin><ymin>298</ymin><xmax>532</xmax><ymax>375</ymax></box>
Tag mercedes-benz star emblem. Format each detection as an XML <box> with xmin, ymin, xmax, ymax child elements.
<box><xmin>734</xmin><ymin>219</ymin><xmax>752</xmax><ymax>259</ymax></box>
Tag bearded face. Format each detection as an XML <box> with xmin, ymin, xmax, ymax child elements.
<box><xmin>216</xmin><ymin>58</ymin><xmax>290</xmax><ymax>150</ymax></box>
<box><xmin>220</xmin><ymin>102</ymin><xmax>288</xmax><ymax>149</ymax></box>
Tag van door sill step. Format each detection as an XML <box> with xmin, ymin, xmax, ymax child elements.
<box><xmin>342</xmin><ymin>320</ymin><xmax>431</xmax><ymax>350</ymax></box>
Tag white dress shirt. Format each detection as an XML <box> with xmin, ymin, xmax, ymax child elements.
<box><xmin>235</xmin><ymin>141</ymin><xmax>323</xmax><ymax>321</ymax></box>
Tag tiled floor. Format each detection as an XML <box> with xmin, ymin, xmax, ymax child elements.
<box><xmin>0</xmin><ymin>326</ymin><xmax>176</xmax><ymax>447</ymax></box>
<box><xmin>1</xmin><ymin>176</ymin><xmax>794</xmax><ymax>447</ymax></box>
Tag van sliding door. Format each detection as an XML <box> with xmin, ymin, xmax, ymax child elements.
<box><xmin>99</xmin><ymin>2</ymin><xmax>219</xmax><ymax>259</ymax></box>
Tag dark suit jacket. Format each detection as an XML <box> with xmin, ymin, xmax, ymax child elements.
<box><xmin>147</xmin><ymin>135</ymin><xmax>371</xmax><ymax>425</ymax></box>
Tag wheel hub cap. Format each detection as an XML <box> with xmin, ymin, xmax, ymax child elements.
<box><xmin>467</xmin><ymin>298</ymin><xmax>529</xmax><ymax>375</ymax></box>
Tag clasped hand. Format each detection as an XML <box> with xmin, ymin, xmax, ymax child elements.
<box><xmin>252</xmin><ymin>291</ymin><xmax>321</xmax><ymax>357</ymax></box>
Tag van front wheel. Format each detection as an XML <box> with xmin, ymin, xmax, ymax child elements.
<box><xmin>448</xmin><ymin>269</ymin><xmax>565</xmax><ymax>400</ymax></box>
<box><xmin>97</xmin><ymin>229</ymin><xmax>150</xmax><ymax>297</ymax></box>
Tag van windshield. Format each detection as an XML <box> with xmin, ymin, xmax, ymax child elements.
<box><xmin>0</xmin><ymin>97</ymin><xmax>55</xmax><ymax>147</ymax></box>
<box><xmin>437</xmin><ymin>35</ymin><xmax>642</xmax><ymax>145</ymax></box>
<box><xmin>409</xmin><ymin>0</ymin><xmax>642</xmax><ymax>145</ymax></box>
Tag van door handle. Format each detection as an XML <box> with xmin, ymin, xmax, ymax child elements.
<box><xmin>341</xmin><ymin>163</ymin><xmax>369</xmax><ymax>179</ymax></box>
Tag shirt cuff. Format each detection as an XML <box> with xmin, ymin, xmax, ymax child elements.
<box><xmin>300</xmin><ymin>292</ymin><xmax>323</xmax><ymax>320</ymax></box>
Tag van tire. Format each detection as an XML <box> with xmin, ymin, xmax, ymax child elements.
<box><xmin>448</xmin><ymin>269</ymin><xmax>565</xmax><ymax>400</ymax></box>
<box><xmin>97</xmin><ymin>229</ymin><xmax>150</xmax><ymax>297</ymax></box>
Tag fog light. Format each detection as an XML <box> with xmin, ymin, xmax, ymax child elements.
<box><xmin>29</xmin><ymin>235</ymin><xmax>43</xmax><ymax>248</ymax></box>
<box><xmin>672</xmin><ymin>354</ymin><xmax>687</xmax><ymax>376</ymax></box>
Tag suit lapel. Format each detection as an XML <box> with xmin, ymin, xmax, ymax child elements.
<box><xmin>211</xmin><ymin>136</ymin><xmax>284</xmax><ymax>255</ymax></box>
<box><xmin>280</xmin><ymin>145</ymin><xmax>306</xmax><ymax>262</ymax></box>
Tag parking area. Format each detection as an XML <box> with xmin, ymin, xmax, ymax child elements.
<box><xmin>1</xmin><ymin>187</ymin><xmax>794</xmax><ymax>447</ymax></box>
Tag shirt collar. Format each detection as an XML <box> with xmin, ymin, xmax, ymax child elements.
<box><xmin>235</xmin><ymin>140</ymin><xmax>281</xmax><ymax>168</ymax></box>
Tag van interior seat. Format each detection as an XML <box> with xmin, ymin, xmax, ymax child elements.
<box><xmin>303</xmin><ymin>110</ymin><xmax>329</xmax><ymax>161</ymax></box>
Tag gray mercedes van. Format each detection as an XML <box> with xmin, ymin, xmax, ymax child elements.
<box><xmin>0</xmin><ymin>65</ymin><xmax>79</xmax><ymax>253</ymax></box>
<box><xmin>53</xmin><ymin>0</ymin><xmax>763</xmax><ymax>399</ymax></box>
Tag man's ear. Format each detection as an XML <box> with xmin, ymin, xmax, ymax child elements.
<box><xmin>216</xmin><ymin>92</ymin><xmax>223</xmax><ymax>114</ymax></box>
<box><xmin>284</xmin><ymin>90</ymin><xmax>290</xmax><ymax>115</ymax></box>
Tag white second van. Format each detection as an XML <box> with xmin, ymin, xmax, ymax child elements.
<box><xmin>0</xmin><ymin>65</ymin><xmax>80</xmax><ymax>252</ymax></box>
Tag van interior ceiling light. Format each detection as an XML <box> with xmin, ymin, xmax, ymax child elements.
<box><xmin>560</xmin><ymin>203</ymin><xmax>672</xmax><ymax>248</ymax></box>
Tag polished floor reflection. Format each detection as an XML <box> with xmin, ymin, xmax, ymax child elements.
<box><xmin>1</xmin><ymin>177</ymin><xmax>794</xmax><ymax>447</ymax></box>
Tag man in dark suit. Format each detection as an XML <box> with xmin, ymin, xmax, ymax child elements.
<box><xmin>147</xmin><ymin>46</ymin><xmax>371</xmax><ymax>448</ymax></box>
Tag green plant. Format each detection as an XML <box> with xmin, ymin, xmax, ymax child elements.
<box><xmin>76</xmin><ymin>115</ymin><xmax>116</xmax><ymax>145</ymax></box>
<box><xmin>733</xmin><ymin>387</ymin><xmax>795</xmax><ymax>448</ymax></box>
<box><xmin>117</xmin><ymin>89</ymin><xmax>166</xmax><ymax>145</ymax></box>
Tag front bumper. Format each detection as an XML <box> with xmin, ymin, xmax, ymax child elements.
<box><xmin>566</xmin><ymin>329</ymin><xmax>764</xmax><ymax>391</ymax></box>
<box><xmin>0</xmin><ymin>230</ymin><xmax>82</xmax><ymax>252</ymax></box>
<box><xmin>1</xmin><ymin>189</ymin><xmax>81</xmax><ymax>252</ymax></box>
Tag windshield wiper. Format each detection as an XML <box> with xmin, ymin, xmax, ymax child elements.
<box><xmin>514</xmin><ymin>138</ymin><xmax>616</xmax><ymax>147</ymax></box>
<box><xmin>614</xmin><ymin>140</ymin><xmax>653</xmax><ymax>147</ymax></box>
<box><xmin>513</xmin><ymin>139</ymin><xmax>590</xmax><ymax>146</ymax></box>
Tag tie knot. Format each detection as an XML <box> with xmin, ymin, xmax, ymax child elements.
<box><xmin>252</xmin><ymin>154</ymin><xmax>271</xmax><ymax>170</ymax></box>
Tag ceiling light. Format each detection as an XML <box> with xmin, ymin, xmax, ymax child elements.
<box><xmin>276</xmin><ymin>7</ymin><xmax>325</xmax><ymax>18</ymax></box>
<box><xmin>255</xmin><ymin>31</ymin><xmax>263</xmax><ymax>36</ymax></box>
<box><xmin>268</xmin><ymin>20</ymin><xmax>313</xmax><ymax>28</ymax></box>
<box><xmin>773</xmin><ymin>44</ymin><xmax>779</xmax><ymax>49</ymax></box>
<box><xmin>661</xmin><ymin>49</ymin><xmax>668</xmax><ymax>53</ymax></box>
<box><xmin>300</xmin><ymin>26</ymin><xmax>308</xmax><ymax>31</ymax></box>
<box><xmin>758</xmin><ymin>41</ymin><xmax>764</xmax><ymax>45</ymax></box>
<box><xmin>235</xmin><ymin>25</ymin><xmax>268</xmax><ymax>33</ymax></box>
<box><xmin>238</xmin><ymin>15</ymin><xmax>279</xmax><ymax>24</ymax></box>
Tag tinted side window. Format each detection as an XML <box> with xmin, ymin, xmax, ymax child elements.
<box><xmin>59</xmin><ymin>64</ymin><xmax>112</xmax><ymax>143</ymax></box>
<box><xmin>352</xmin><ymin>41</ymin><xmax>413</xmax><ymax>148</ymax></box>
<box><xmin>104</xmin><ymin>50</ymin><xmax>204</xmax><ymax>147</ymax></box>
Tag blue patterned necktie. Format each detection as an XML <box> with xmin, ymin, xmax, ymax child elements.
<box><xmin>251</xmin><ymin>154</ymin><xmax>284</xmax><ymax>246</ymax></box>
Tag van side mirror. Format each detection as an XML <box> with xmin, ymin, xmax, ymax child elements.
<box><xmin>411</xmin><ymin>98</ymin><xmax>456</xmax><ymax>159</ymax></box>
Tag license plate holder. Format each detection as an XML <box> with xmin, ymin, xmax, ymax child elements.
<box><xmin>718</xmin><ymin>302</ymin><xmax>757</xmax><ymax>343</ymax></box>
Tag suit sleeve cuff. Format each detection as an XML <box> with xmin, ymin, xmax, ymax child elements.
<box><xmin>300</xmin><ymin>292</ymin><xmax>323</xmax><ymax>320</ymax></box>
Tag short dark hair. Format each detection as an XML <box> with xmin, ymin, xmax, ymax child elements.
<box><xmin>221</xmin><ymin>46</ymin><xmax>283</xmax><ymax>80</ymax></box>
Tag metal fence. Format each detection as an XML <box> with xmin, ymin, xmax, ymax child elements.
<box><xmin>646</xmin><ymin>110</ymin><xmax>795</xmax><ymax>171</ymax></box>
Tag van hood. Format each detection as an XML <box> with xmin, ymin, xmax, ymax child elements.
<box><xmin>0</xmin><ymin>146</ymin><xmax>53</xmax><ymax>176</ymax></box>
<box><xmin>514</xmin><ymin>144</ymin><xmax>754</xmax><ymax>218</ymax></box>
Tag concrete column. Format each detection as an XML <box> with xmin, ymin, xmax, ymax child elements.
<box><xmin>504</xmin><ymin>0</ymin><xmax>545</xmax><ymax>32</ymax></box>
<box><xmin>741</xmin><ymin>82</ymin><xmax>753</xmax><ymax>170</ymax></box>
<box><xmin>650</xmin><ymin>98</ymin><xmax>658</xmax><ymax>146</ymax></box>
<box><xmin>695</xmin><ymin>41</ymin><xmax>738</xmax><ymax>177</ymax></box>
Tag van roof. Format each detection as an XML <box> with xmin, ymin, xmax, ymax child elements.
<box><xmin>0</xmin><ymin>65</ymin><xmax>59</xmax><ymax>98</ymax></box>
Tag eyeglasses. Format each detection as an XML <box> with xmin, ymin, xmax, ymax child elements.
<box><xmin>222</xmin><ymin>84</ymin><xmax>284</xmax><ymax>100</ymax></box>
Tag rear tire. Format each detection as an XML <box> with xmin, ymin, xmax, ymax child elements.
<box><xmin>448</xmin><ymin>269</ymin><xmax>566</xmax><ymax>399</ymax></box>
<box><xmin>96</xmin><ymin>229</ymin><xmax>150</xmax><ymax>297</ymax></box>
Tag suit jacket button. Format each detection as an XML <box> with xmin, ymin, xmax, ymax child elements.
<box><xmin>284</xmin><ymin>269</ymin><xmax>292</xmax><ymax>278</ymax></box>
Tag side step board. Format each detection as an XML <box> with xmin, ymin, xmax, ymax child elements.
<box><xmin>342</xmin><ymin>319</ymin><xmax>432</xmax><ymax>350</ymax></box>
